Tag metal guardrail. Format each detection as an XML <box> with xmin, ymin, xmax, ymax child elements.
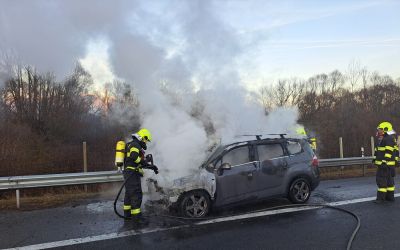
<box><xmin>0</xmin><ymin>157</ymin><xmax>375</xmax><ymax>208</ymax></box>
<box><xmin>0</xmin><ymin>171</ymin><xmax>123</xmax><ymax>191</ymax></box>
<box><xmin>319</xmin><ymin>156</ymin><xmax>373</xmax><ymax>167</ymax></box>
<box><xmin>0</xmin><ymin>157</ymin><xmax>374</xmax><ymax>191</ymax></box>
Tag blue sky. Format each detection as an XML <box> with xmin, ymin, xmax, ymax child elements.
<box><xmin>215</xmin><ymin>0</ymin><xmax>400</xmax><ymax>89</ymax></box>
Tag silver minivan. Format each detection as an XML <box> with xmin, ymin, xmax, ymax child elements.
<box><xmin>147</xmin><ymin>136</ymin><xmax>320</xmax><ymax>218</ymax></box>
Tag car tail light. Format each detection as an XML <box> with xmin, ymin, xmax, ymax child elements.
<box><xmin>312</xmin><ymin>155</ymin><xmax>319</xmax><ymax>167</ymax></box>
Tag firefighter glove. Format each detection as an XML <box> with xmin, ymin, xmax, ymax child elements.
<box><xmin>151</xmin><ymin>165</ymin><xmax>159</xmax><ymax>174</ymax></box>
<box><xmin>140</xmin><ymin>159</ymin><xmax>150</xmax><ymax>167</ymax></box>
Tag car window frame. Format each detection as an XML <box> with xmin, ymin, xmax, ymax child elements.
<box><xmin>254</xmin><ymin>141</ymin><xmax>286</xmax><ymax>162</ymax></box>
<box><xmin>213</xmin><ymin>144</ymin><xmax>254</xmax><ymax>169</ymax></box>
<box><xmin>284</xmin><ymin>139</ymin><xmax>304</xmax><ymax>156</ymax></box>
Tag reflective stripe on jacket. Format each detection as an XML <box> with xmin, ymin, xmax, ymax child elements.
<box><xmin>124</xmin><ymin>137</ymin><xmax>144</xmax><ymax>173</ymax></box>
<box><xmin>374</xmin><ymin>134</ymin><xmax>396</xmax><ymax>166</ymax></box>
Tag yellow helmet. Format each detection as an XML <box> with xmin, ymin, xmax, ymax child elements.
<box><xmin>377</xmin><ymin>121</ymin><xmax>393</xmax><ymax>132</ymax></box>
<box><xmin>137</xmin><ymin>128</ymin><xmax>152</xmax><ymax>142</ymax></box>
<box><xmin>296</xmin><ymin>126</ymin><xmax>307</xmax><ymax>136</ymax></box>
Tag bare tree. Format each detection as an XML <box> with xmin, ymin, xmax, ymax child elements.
<box><xmin>258</xmin><ymin>85</ymin><xmax>274</xmax><ymax>114</ymax></box>
<box><xmin>328</xmin><ymin>70</ymin><xmax>345</xmax><ymax>93</ymax></box>
<box><xmin>258</xmin><ymin>78</ymin><xmax>305</xmax><ymax>110</ymax></box>
<box><xmin>346</xmin><ymin>60</ymin><xmax>362</xmax><ymax>92</ymax></box>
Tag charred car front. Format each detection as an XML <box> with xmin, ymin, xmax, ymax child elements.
<box><xmin>147</xmin><ymin>136</ymin><xmax>320</xmax><ymax>218</ymax></box>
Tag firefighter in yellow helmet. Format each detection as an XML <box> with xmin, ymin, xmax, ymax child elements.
<box><xmin>296</xmin><ymin>126</ymin><xmax>307</xmax><ymax>137</ymax></box>
<box><xmin>123</xmin><ymin>128</ymin><xmax>158</xmax><ymax>221</ymax></box>
<box><xmin>373</xmin><ymin>122</ymin><xmax>396</xmax><ymax>203</ymax></box>
<box><xmin>296</xmin><ymin>126</ymin><xmax>317</xmax><ymax>152</ymax></box>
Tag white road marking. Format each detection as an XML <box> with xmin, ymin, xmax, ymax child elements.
<box><xmin>6</xmin><ymin>194</ymin><xmax>399</xmax><ymax>250</ymax></box>
<box><xmin>4</xmin><ymin>225</ymin><xmax>190</xmax><ymax>250</ymax></box>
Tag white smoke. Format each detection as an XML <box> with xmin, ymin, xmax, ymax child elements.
<box><xmin>0</xmin><ymin>0</ymin><xmax>302</xmax><ymax>186</ymax></box>
<box><xmin>0</xmin><ymin>0</ymin><xmax>133</xmax><ymax>79</ymax></box>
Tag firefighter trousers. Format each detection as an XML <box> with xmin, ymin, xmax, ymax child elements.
<box><xmin>376</xmin><ymin>164</ymin><xmax>395</xmax><ymax>201</ymax></box>
<box><xmin>123</xmin><ymin>170</ymin><xmax>143</xmax><ymax>217</ymax></box>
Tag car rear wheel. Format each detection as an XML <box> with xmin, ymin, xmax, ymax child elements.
<box><xmin>288</xmin><ymin>178</ymin><xmax>311</xmax><ymax>203</ymax></box>
<box><xmin>179</xmin><ymin>190</ymin><xmax>211</xmax><ymax>218</ymax></box>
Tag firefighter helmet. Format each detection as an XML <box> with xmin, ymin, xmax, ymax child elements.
<box><xmin>137</xmin><ymin>128</ymin><xmax>152</xmax><ymax>142</ymax></box>
<box><xmin>296</xmin><ymin>126</ymin><xmax>307</xmax><ymax>136</ymax></box>
<box><xmin>377</xmin><ymin>121</ymin><xmax>393</xmax><ymax>132</ymax></box>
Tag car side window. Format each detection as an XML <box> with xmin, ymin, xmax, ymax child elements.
<box><xmin>221</xmin><ymin>146</ymin><xmax>250</xmax><ymax>167</ymax></box>
<box><xmin>257</xmin><ymin>143</ymin><xmax>284</xmax><ymax>162</ymax></box>
<box><xmin>286</xmin><ymin>141</ymin><xmax>302</xmax><ymax>155</ymax></box>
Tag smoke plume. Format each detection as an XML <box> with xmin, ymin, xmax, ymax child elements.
<box><xmin>0</xmin><ymin>0</ymin><xmax>301</xmax><ymax>186</ymax></box>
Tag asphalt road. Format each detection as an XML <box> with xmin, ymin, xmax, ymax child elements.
<box><xmin>1</xmin><ymin>176</ymin><xmax>400</xmax><ymax>250</ymax></box>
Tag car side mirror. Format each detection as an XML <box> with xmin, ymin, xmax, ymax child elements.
<box><xmin>221</xmin><ymin>163</ymin><xmax>231</xmax><ymax>170</ymax></box>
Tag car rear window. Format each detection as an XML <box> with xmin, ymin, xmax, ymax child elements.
<box><xmin>257</xmin><ymin>143</ymin><xmax>284</xmax><ymax>162</ymax></box>
<box><xmin>286</xmin><ymin>141</ymin><xmax>302</xmax><ymax>155</ymax></box>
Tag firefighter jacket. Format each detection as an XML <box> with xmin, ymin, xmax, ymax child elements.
<box><xmin>374</xmin><ymin>133</ymin><xmax>396</xmax><ymax>166</ymax></box>
<box><xmin>390</xmin><ymin>134</ymin><xmax>399</xmax><ymax>163</ymax></box>
<box><xmin>124</xmin><ymin>137</ymin><xmax>145</xmax><ymax>175</ymax></box>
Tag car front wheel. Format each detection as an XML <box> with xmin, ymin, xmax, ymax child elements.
<box><xmin>179</xmin><ymin>190</ymin><xmax>211</xmax><ymax>218</ymax></box>
<box><xmin>288</xmin><ymin>178</ymin><xmax>311</xmax><ymax>203</ymax></box>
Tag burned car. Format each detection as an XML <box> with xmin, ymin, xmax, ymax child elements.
<box><xmin>147</xmin><ymin>136</ymin><xmax>320</xmax><ymax>218</ymax></box>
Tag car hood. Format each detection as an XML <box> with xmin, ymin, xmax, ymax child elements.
<box><xmin>170</xmin><ymin>169</ymin><xmax>216</xmax><ymax>199</ymax></box>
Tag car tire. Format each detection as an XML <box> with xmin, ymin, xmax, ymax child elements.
<box><xmin>288</xmin><ymin>178</ymin><xmax>311</xmax><ymax>203</ymax></box>
<box><xmin>179</xmin><ymin>190</ymin><xmax>211</xmax><ymax>218</ymax></box>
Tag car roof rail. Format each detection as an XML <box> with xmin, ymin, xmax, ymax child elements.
<box><xmin>265</xmin><ymin>133</ymin><xmax>287</xmax><ymax>139</ymax></box>
<box><xmin>235</xmin><ymin>133</ymin><xmax>287</xmax><ymax>140</ymax></box>
<box><xmin>235</xmin><ymin>134</ymin><xmax>263</xmax><ymax>140</ymax></box>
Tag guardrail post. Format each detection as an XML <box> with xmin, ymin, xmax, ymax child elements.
<box><xmin>361</xmin><ymin>147</ymin><xmax>365</xmax><ymax>176</ymax></box>
<box><xmin>83</xmin><ymin>141</ymin><xmax>88</xmax><ymax>192</ymax></box>
<box><xmin>368</xmin><ymin>136</ymin><xmax>375</xmax><ymax>177</ymax></box>
<box><xmin>16</xmin><ymin>189</ymin><xmax>20</xmax><ymax>209</ymax></box>
<box><xmin>339</xmin><ymin>137</ymin><xmax>343</xmax><ymax>158</ymax></box>
<box><xmin>371</xmin><ymin>136</ymin><xmax>375</xmax><ymax>156</ymax></box>
<box><xmin>339</xmin><ymin>137</ymin><xmax>344</xmax><ymax>175</ymax></box>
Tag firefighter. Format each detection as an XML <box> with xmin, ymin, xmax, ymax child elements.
<box><xmin>295</xmin><ymin>125</ymin><xmax>317</xmax><ymax>152</ymax></box>
<box><xmin>373</xmin><ymin>122</ymin><xmax>396</xmax><ymax>203</ymax></box>
<box><xmin>310</xmin><ymin>137</ymin><xmax>317</xmax><ymax>151</ymax></box>
<box><xmin>387</xmin><ymin>127</ymin><xmax>398</xmax><ymax>201</ymax></box>
<box><xmin>123</xmin><ymin>128</ymin><xmax>158</xmax><ymax>221</ymax></box>
<box><xmin>296</xmin><ymin>126</ymin><xmax>307</xmax><ymax>137</ymax></box>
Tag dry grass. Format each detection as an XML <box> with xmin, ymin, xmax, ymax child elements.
<box><xmin>0</xmin><ymin>183</ymin><xmax>121</xmax><ymax>210</ymax></box>
<box><xmin>319</xmin><ymin>164</ymin><xmax>376</xmax><ymax>180</ymax></box>
<box><xmin>0</xmin><ymin>192</ymin><xmax>97</xmax><ymax>210</ymax></box>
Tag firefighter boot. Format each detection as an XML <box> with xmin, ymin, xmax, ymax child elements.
<box><xmin>374</xmin><ymin>191</ymin><xmax>386</xmax><ymax>204</ymax></box>
<box><xmin>124</xmin><ymin>210</ymin><xmax>132</xmax><ymax>220</ymax></box>
<box><xmin>386</xmin><ymin>191</ymin><xmax>395</xmax><ymax>202</ymax></box>
<box><xmin>133</xmin><ymin>214</ymin><xmax>149</xmax><ymax>227</ymax></box>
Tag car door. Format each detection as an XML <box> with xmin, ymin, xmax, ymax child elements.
<box><xmin>252</xmin><ymin>142</ymin><xmax>288</xmax><ymax>198</ymax></box>
<box><xmin>215</xmin><ymin>145</ymin><xmax>260</xmax><ymax>206</ymax></box>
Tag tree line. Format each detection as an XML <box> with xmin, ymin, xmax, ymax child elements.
<box><xmin>258</xmin><ymin>65</ymin><xmax>400</xmax><ymax>158</ymax></box>
<box><xmin>0</xmin><ymin>61</ymin><xmax>399</xmax><ymax>176</ymax></box>
<box><xmin>0</xmin><ymin>64</ymin><xmax>140</xmax><ymax>176</ymax></box>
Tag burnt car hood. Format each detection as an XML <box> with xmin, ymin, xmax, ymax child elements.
<box><xmin>171</xmin><ymin>169</ymin><xmax>216</xmax><ymax>197</ymax></box>
<box><xmin>146</xmin><ymin>169</ymin><xmax>216</xmax><ymax>205</ymax></box>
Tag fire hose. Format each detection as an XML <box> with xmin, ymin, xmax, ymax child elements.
<box><xmin>114</xmin><ymin>174</ymin><xmax>360</xmax><ymax>250</ymax></box>
<box><xmin>114</xmin><ymin>154</ymin><xmax>359</xmax><ymax>250</ymax></box>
